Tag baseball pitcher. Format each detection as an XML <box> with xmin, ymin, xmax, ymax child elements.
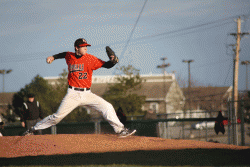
<box><xmin>23</xmin><ymin>38</ymin><xmax>136</xmax><ymax>138</ymax></box>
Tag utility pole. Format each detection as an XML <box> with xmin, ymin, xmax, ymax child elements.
<box><xmin>157</xmin><ymin>57</ymin><xmax>170</xmax><ymax>138</ymax></box>
<box><xmin>241</xmin><ymin>61</ymin><xmax>250</xmax><ymax>91</ymax></box>
<box><xmin>230</xmin><ymin>16</ymin><xmax>249</xmax><ymax>145</ymax></box>
<box><xmin>0</xmin><ymin>69</ymin><xmax>12</xmax><ymax>92</ymax></box>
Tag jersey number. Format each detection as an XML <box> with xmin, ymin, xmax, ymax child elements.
<box><xmin>79</xmin><ymin>72</ymin><xmax>87</xmax><ymax>79</ymax></box>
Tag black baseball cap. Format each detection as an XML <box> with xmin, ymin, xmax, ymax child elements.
<box><xmin>74</xmin><ymin>38</ymin><xmax>91</xmax><ymax>47</ymax></box>
<box><xmin>27</xmin><ymin>93</ymin><xmax>35</xmax><ymax>98</ymax></box>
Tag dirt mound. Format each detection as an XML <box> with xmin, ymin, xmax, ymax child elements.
<box><xmin>0</xmin><ymin>134</ymin><xmax>249</xmax><ymax>158</ymax></box>
<box><xmin>1</xmin><ymin>134</ymin><xmax>250</xmax><ymax>166</ymax></box>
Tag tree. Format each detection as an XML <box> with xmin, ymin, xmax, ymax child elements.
<box><xmin>103</xmin><ymin>65</ymin><xmax>146</xmax><ymax>115</ymax></box>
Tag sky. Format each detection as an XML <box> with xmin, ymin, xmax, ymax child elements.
<box><xmin>0</xmin><ymin>0</ymin><xmax>249</xmax><ymax>93</ymax></box>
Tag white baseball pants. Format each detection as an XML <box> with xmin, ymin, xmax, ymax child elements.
<box><xmin>33</xmin><ymin>88</ymin><xmax>124</xmax><ymax>133</ymax></box>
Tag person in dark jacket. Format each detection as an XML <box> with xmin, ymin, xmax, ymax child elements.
<box><xmin>20</xmin><ymin>93</ymin><xmax>44</xmax><ymax>135</ymax></box>
<box><xmin>214</xmin><ymin>110</ymin><xmax>225</xmax><ymax>135</ymax></box>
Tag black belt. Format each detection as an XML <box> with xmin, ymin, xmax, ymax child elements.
<box><xmin>69</xmin><ymin>85</ymin><xmax>90</xmax><ymax>91</ymax></box>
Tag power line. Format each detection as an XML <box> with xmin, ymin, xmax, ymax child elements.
<box><xmin>113</xmin><ymin>0</ymin><xmax>148</xmax><ymax>74</ymax></box>
<box><xmin>155</xmin><ymin>21</ymin><xmax>234</xmax><ymax>42</ymax></box>
<box><xmin>0</xmin><ymin>21</ymin><xmax>233</xmax><ymax>64</ymax></box>
<box><xmin>0</xmin><ymin>51</ymin><xmax>52</xmax><ymax>63</ymax></box>
<box><xmin>224</xmin><ymin>59</ymin><xmax>233</xmax><ymax>86</ymax></box>
<box><xmin>177</xmin><ymin>59</ymin><xmax>233</xmax><ymax>87</ymax></box>
<box><xmin>177</xmin><ymin>58</ymin><xmax>232</xmax><ymax>73</ymax></box>
<box><xmin>136</xmin><ymin>15</ymin><xmax>242</xmax><ymax>41</ymax></box>
<box><xmin>0</xmin><ymin>14</ymin><xmax>247</xmax><ymax>64</ymax></box>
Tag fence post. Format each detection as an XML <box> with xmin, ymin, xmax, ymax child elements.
<box><xmin>51</xmin><ymin>125</ymin><xmax>57</xmax><ymax>135</ymax></box>
<box><xmin>95</xmin><ymin>121</ymin><xmax>101</xmax><ymax>134</ymax></box>
<box><xmin>157</xmin><ymin>122</ymin><xmax>161</xmax><ymax>137</ymax></box>
<box><xmin>228</xmin><ymin>100</ymin><xmax>233</xmax><ymax>145</ymax></box>
<box><xmin>164</xmin><ymin>122</ymin><xmax>167</xmax><ymax>138</ymax></box>
<box><xmin>240</xmin><ymin>100</ymin><xmax>245</xmax><ymax>146</ymax></box>
<box><xmin>182</xmin><ymin>121</ymin><xmax>185</xmax><ymax>139</ymax></box>
<box><xmin>205</xmin><ymin>121</ymin><xmax>208</xmax><ymax>142</ymax></box>
<box><xmin>158</xmin><ymin>122</ymin><xmax>163</xmax><ymax>138</ymax></box>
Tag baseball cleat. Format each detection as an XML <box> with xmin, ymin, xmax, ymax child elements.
<box><xmin>118</xmin><ymin>128</ymin><xmax>136</xmax><ymax>138</ymax></box>
<box><xmin>22</xmin><ymin>127</ymin><xmax>35</xmax><ymax>136</ymax></box>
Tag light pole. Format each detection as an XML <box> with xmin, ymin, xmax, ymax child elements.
<box><xmin>241</xmin><ymin>61</ymin><xmax>250</xmax><ymax>91</ymax></box>
<box><xmin>0</xmin><ymin>69</ymin><xmax>12</xmax><ymax>92</ymax></box>
<box><xmin>182</xmin><ymin>60</ymin><xmax>194</xmax><ymax>112</ymax></box>
<box><xmin>182</xmin><ymin>60</ymin><xmax>194</xmax><ymax>89</ymax></box>
<box><xmin>182</xmin><ymin>60</ymin><xmax>194</xmax><ymax>139</ymax></box>
<box><xmin>157</xmin><ymin>57</ymin><xmax>171</xmax><ymax>113</ymax></box>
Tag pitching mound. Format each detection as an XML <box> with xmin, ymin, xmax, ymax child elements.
<box><xmin>1</xmin><ymin>134</ymin><xmax>250</xmax><ymax>166</ymax></box>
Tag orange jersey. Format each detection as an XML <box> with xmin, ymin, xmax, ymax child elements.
<box><xmin>65</xmin><ymin>52</ymin><xmax>105</xmax><ymax>88</ymax></box>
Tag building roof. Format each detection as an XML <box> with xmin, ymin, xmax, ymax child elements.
<box><xmin>91</xmin><ymin>81</ymin><xmax>173</xmax><ymax>100</ymax></box>
<box><xmin>182</xmin><ymin>86</ymin><xmax>232</xmax><ymax>101</ymax></box>
<box><xmin>181</xmin><ymin>86</ymin><xmax>232</xmax><ymax>111</ymax></box>
<box><xmin>133</xmin><ymin>82</ymin><xmax>172</xmax><ymax>99</ymax></box>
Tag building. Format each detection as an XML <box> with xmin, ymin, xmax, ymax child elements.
<box><xmin>44</xmin><ymin>73</ymin><xmax>185</xmax><ymax>119</ymax></box>
<box><xmin>0</xmin><ymin>74</ymin><xmax>233</xmax><ymax>122</ymax></box>
<box><xmin>182</xmin><ymin>86</ymin><xmax>232</xmax><ymax>118</ymax></box>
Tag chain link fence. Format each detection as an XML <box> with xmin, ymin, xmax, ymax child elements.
<box><xmin>1</xmin><ymin>100</ymin><xmax>250</xmax><ymax>146</ymax></box>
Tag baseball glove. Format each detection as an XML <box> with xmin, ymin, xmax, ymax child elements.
<box><xmin>106</xmin><ymin>46</ymin><xmax>119</xmax><ymax>64</ymax></box>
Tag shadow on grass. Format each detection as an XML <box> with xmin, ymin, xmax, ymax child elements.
<box><xmin>1</xmin><ymin>149</ymin><xmax>250</xmax><ymax>166</ymax></box>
